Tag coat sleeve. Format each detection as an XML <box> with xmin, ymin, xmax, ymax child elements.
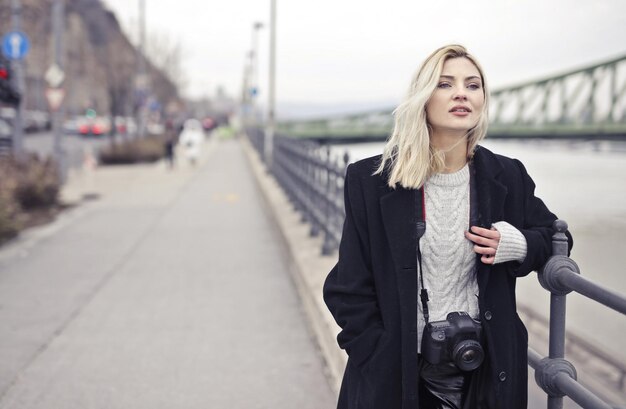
<box><xmin>511</xmin><ymin>159</ymin><xmax>573</xmax><ymax>277</ymax></box>
<box><xmin>323</xmin><ymin>164</ymin><xmax>384</xmax><ymax>368</ymax></box>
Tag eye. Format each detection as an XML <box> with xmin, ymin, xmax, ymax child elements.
<box><xmin>467</xmin><ymin>83</ymin><xmax>482</xmax><ymax>90</ymax></box>
<box><xmin>437</xmin><ymin>82</ymin><xmax>451</xmax><ymax>89</ymax></box>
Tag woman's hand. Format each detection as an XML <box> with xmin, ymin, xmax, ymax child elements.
<box><xmin>465</xmin><ymin>226</ymin><xmax>501</xmax><ymax>265</ymax></box>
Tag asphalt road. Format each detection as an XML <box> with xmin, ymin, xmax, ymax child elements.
<box><xmin>22</xmin><ymin>131</ymin><xmax>111</xmax><ymax>172</ymax></box>
<box><xmin>0</xmin><ymin>138</ymin><xmax>335</xmax><ymax>408</ymax></box>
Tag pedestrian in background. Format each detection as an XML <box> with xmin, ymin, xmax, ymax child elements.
<box><xmin>164</xmin><ymin>119</ymin><xmax>177</xmax><ymax>169</ymax></box>
<box><xmin>178</xmin><ymin>119</ymin><xmax>204</xmax><ymax>166</ymax></box>
<box><xmin>323</xmin><ymin>44</ymin><xmax>573</xmax><ymax>409</ymax></box>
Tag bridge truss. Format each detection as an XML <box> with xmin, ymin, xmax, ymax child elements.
<box><xmin>279</xmin><ymin>53</ymin><xmax>626</xmax><ymax>140</ymax></box>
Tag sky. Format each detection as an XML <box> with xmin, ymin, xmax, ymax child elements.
<box><xmin>102</xmin><ymin>0</ymin><xmax>626</xmax><ymax>116</ymax></box>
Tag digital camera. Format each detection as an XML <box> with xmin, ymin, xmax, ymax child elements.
<box><xmin>421</xmin><ymin>311</ymin><xmax>484</xmax><ymax>371</ymax></box>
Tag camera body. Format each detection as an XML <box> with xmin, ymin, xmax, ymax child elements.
<box><xmin>421</xmin><ymin>311</ymin><xmax>484</xmax><ymax>371</ymax></box>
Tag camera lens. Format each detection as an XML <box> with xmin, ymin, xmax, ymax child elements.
<box><xmin>452</xmin><ymin>340</ymin><xmax>484</xmax><ymax>371</ymax></box>
<box><xmin>461</xmin><ymin>349</ymin><xmax>476</xmax><ymax>362</ymax></box>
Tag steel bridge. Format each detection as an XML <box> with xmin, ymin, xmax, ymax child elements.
<box><xmin>278</xmin><ymin>53</ymin><xmax>626</xmax><ymax>141</ymax></box>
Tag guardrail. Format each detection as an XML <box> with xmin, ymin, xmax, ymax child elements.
<box><xmin>246</xmin><ymin>128</ymin><xmax>626</xmax><ymax>408</ymax></box>
<box><xmin>518</xmin><ymin>302</ymin><xmax>626</xmax><ymax>404</ymax></box>
<box><xmin>530</xmin><ymin>220</ymin><xmax>626</xmax><ymax>409</ymax></box>
<box><xmin>246</xmin><ymin>127</ymin><xmax>349</xmax><ymax>255</ymax></box>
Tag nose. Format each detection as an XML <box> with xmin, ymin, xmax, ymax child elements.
<box><xmin>454</xmin><ymin>91</ymin><xmax>467</xmax><ymax>101</ymax></box>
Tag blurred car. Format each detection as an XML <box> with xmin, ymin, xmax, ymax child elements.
<box><xmin>111</xmin><ymin>116</ymin><xmax>138</xmax><ymax>137</ymax></box>
<box><xmin>77</xmin><ymin>117</ymin><xmax>90</xmax><ymax>135</ymax></box>
<box><xmin>78</xmin><ymin>116</ymin><xmax>111</xmax><ymax>137</ymax></box>
<box><xmin>125</xmin><ymin>117</ymin><xmax>137</xmax><ymax>136</ymax></box>
<box><xmin>0</xmin><ymin>117</ymin><xmax>12</xmax><ymax>137</ymax></box>
<box><xmin>63</xmin><ymin>118</ymin><xmax>79</xmax><ymax>135</ymax></box>
<box><xmin>201</xmin><ymin>117</ymin><xmax>216</xmax><ymax>131</ymax></box>
<box><xmin>0</xmin><ymin>106</ymin><xmax>16</xmax><ymax>122</ymax></box>
<box><xmin>24</xmin><ymin>110</ymin><xmax>50</xmax><ymax>133</ymax></box>
<box><xmin>114</xmin><ymin>116</ymin><xmax>129</xmax><ymax>135</ymax></box>
<box><xmin>91</xmin><ymin>117</ymin><xmax>111</xmax><ymax>136</ymax></box>
<box><xmin>0</xmin><ymin>117</ymin><xmax>12</xmax><ymax>155</ymax></box>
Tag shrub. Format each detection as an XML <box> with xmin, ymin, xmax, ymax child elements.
<box><xmin>14</xmin><ymin>155</ymin><xmax>60</xmax><ymax>209</ymax></box>
<box><xmin>99</xmin><ymin>137</ymin><xmax>165</xmax><ymax>165</ymax></box>
<box><xmin>0</xmin><ymin>155</ymin><xmax>61</xmax><ymax>243</ymax></box>
<box><xmin>0</xmin><ymin>159</ymin><xmax>21</xmax><ymax>242</ymax></box>
<box><xmin>0</xmin><ymin>193</ymin><xmax>20</xmax><ymax>243</ymax></box>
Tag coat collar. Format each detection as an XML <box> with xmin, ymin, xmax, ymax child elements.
<box><xmin>472</xmin><ymin>145</ymin><xmax>508</xmax><ymax>295</ymax></box>
<box><xmin>379</xmin><ymin>145</ymin><xmax>508</xmax><ymax>283</ymax></box>
<box><xmin>472</xmin><ymin>145</ymin><xmax>508</xmax><ymax>227</ymax></box>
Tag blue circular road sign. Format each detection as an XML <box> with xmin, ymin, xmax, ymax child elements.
<box><xmin>2</xmin><ymin>31</ymin><xmax>30</xmax><ymax>60</ymax></box>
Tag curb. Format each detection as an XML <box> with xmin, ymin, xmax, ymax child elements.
<box><xmin>240</xmin><ymin>137</ymin><xmax>346</xmax><ymax>394</ymax></box>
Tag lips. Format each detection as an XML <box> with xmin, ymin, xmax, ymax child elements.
<box><xmin>449</xmin><ymin>105</ymin><xmax>471</xmax><ymax>113</ymax></box>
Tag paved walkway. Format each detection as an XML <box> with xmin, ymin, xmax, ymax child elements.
<box><xmin>0</xmin><ymin>137</ymin><xmax>335</xmax><ymax>408</ymax></box>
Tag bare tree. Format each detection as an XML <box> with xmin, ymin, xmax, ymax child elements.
<box><xmin>145</xmin><ymin>31</ymin><xmax>188</xmax><ymax>92</ymax></box>
<box><xmin>79</xmin><ymin>3</ymin><xmax>136</xmax><ymax>138</ymax></box>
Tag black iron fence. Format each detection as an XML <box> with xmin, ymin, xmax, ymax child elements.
<box><xmin>530</xmin><ymin>220</ymin><xmax>626</xmax><ymax>409</ymax></box>
<box><xmin>519</xmin><ymin>302</ymin><xmax>626</xmax><ymax>405</ymax></box>
<box><xmin>246</xmin><ymin>128</ymin><xmax>626</xmax><ymax>408</ymax></box>
<box><xmin>247</xmin><ymin>127</ymin><xmax>349</xmax><ymax>255</ymax></box>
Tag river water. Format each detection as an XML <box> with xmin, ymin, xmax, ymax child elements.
<box><xmin>331</xmin><ymin>139</ymin><xmax>626</xmax><ymax>358</ymax></box>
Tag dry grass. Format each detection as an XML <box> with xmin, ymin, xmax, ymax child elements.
<box><xmin>0</xmin><ymin>155</ymin><xmax>61</xmax><ymax>244</ymax></box>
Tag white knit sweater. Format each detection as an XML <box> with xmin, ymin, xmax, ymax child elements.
<box><xmin>417</xmin><ymin>164</ymin><xmax>478</xmax><ymax>351</ymax></box>
<box><xmin>416</xmin><ymin>164</ymin><xmax>528</xmax><ymax>352</ymax></box>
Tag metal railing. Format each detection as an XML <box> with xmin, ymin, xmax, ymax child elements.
<box><xmin>247</xmin><ymin>127</ymin><xmax>265</xmax><ymax>160</ymax></box>
<box><xmin>247</xmin><ymin>128</ymin><xmax>349</xmax><ymax>255</ymax></box>
<box><xmin>246</xmin><ymin>129</ymin><xmax>626</xmax><ymax>408</ymax></box>
<box><xmin>530</xmin><ymin>220</ymin><xmax>626</xmax><ymax>409</ymax></box>
<box><xmin>518</xmin><ymin>303</ymin><xmax>626</xmax><ymax>403</ymax></box>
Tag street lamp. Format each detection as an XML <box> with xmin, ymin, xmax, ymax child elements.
<box><xmin>249</xmin><ymin>21</ymin><xmax>264</xmax><ymax>125</ymax></box>
<box><xmin>10</xmin><ymin>0</ymin><xmax>26</xmax><ymax>157</ymax></box>
<box><xmin>135</xmin><ymin>0</ymin><xmax>149</xmax><ymax>139</ymax></box>
<box><xmin>264</xmin><ymin>0</ymin><xmax>276</xmax><ymax>167</ymax></box>
<box><xmin>51</xmin><ymin>0</ymin><xmax>66</xmax><ymax>182</ymax></box>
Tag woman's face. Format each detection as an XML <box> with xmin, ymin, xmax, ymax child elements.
<box><xmin>425</xmin><ymin>57</ymin><xmax>485</xmax><ymax>138</ymax></box>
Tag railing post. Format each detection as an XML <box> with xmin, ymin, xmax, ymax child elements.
<box><xmin>310</xmin><ymin>145</ymin><xmax>321</xmax><ymax>237</ymax></box>
<box><xmin>322</xmin><ymin>151</ymin><xmax>350</xmax><ymax>255</ymax></box>
<box><xmin>321</xmin><ymin>147</ymin><xmax>336</xmax><ymax>256</ymax></box>
<box><xmin>536</xmin><ymin>220</ymin><xmax>578</xmax><ymax>409</ymax></box>
<box><xmin>302</xmin><ymin>142</ymin><xmax>313</xmax><ymax>224</ymax></box>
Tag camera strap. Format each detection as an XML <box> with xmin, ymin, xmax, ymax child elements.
<box><xmin>416</xmin><ymin>162</ymin><xmax>478</xmax><ymax>326</ymax></box>
<box><xmin>416</xmin><ymin>187</ymin><xmax>429</xmax><ymax>324</ymax></box>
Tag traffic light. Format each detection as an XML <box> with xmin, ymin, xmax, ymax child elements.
<box><xmin>0</xmin><ymin>57</ymin><xmax>21</xmax><ymax>106</ymax></box>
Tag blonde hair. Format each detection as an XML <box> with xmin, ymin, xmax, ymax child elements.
<box><xmin>375</xmin><ymin>44</ymin><xmax>490</xmax><ymax>189</ymax></box>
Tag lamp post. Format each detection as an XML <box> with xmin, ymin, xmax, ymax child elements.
<box><xmin>249</xmin><ymin>21</ymin><xmax>264</xmax><ymax>125</ymax></box>
<box><xmin>51</xmin><ymin>0</ymin><xmax>66</xmax><ymax>181</ymax></box>
<box><xmin>264</xmin><ymin>0</ymin><xmax>276</xmax><ymax>168</ymax></box>
<box><xmin>135</xmin><ymin>0</ymin><xmax>148</xmax><ymax>138</ymax></box>
<box><xmin>10</xmin><ymin>0</ymin><xmax>25</xmax><ymax>157</ymax></box>
<box><xmin>240</xmin><ymin>59</ymin><xmax>251</xmax><ymax>124</ymax></box>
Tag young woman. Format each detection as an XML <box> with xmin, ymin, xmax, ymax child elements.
<box><xmin>323</xmin><ymin>44</ymin><xmax>572</xmax><ymax>409</ymax></box>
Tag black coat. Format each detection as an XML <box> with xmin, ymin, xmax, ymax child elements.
<box><xmin>323</xmin><ymin>145</ymin><xmax>573</xmax><ymax>409</ymax></box>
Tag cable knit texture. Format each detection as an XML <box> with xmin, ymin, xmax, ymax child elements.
<box><xmin>492</xmin><ymin>221</ymin><xmax>528</xmax><ymax>264</ymax></box>
<box><xmin>417</xmin><ymin>164</ymin><xmax>479</xmax><ymax>352</ymax></box>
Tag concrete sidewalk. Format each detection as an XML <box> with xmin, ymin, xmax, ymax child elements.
<box><xmin>0</xmin><ymin>137</ymin><xmax>335</xmax><ymax>408</ymax></box>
